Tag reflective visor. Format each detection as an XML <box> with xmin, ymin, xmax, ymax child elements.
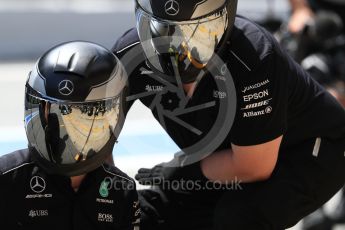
<box><xmin>136</xmin><ymin>7</ymin><xmax>228</xmax><ymax>79</ymax></box>
<box><xmin>25</xmin><ymin>88</ymin><xmax>120</xmax><ymax>166</ymax></box>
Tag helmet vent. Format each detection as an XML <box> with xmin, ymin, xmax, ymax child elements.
<box><xmin>54</xmin><ymin>51</ymin><xmax>98</xmax><ymax>78</ymax></box>
<box><xmin>67</xmin><ymin>52</ymin><xmax>78</xmax><ymax>71</ymax></box>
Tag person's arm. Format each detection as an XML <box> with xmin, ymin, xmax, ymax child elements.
<box><xmin>201</xmin><ymin>136</ymin><xmax>282</xmax><ymax>183</ymax></box>
<box><xmin>288</xmin><ymin>0</ymin><xmax>314</xmax><ymax>33</ymax></box>
<box><xmin>289</xmin><ymin>0</ymin><xmax>309</xmax><ymax>11</ymax></box>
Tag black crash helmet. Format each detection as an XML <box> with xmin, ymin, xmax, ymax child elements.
<box><xmin>24</xmin><ymin>41</ymin><xmax>127</xmax><ymax>176</ymax></box>
<box><xmin>135</xmin><ymin>0</ymin><xmax>238</xmax><ymax>83</ymax></box>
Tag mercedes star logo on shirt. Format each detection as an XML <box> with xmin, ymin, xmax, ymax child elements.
<box><xmin>30</xmin><ymin>176</ymin><xmax>46</xmax><ymax>193</ymax></box>
<box><xmin>165</xmin><ymin>0</ymin><xmax>179</xmax><ymax>16</ymax></box>
<box><xmin>58</xmin><ymin>80</ymin><xmax>74</xmax><ymax>96</ymax></box>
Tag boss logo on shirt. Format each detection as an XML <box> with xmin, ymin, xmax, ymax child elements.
<box><xmin>98</xmin><ymin>213</ymin><xmax>113</xmax><ymax>223</ymax></box>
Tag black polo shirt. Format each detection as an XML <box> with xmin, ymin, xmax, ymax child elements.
<box><xmin>0</xmin><ymin>149</ymin><xmax>140</xmax><ymax>230</ymax></box>
<box><xmin>113</xmin><ymin>16</ymin><xmax>345</xmax><ymax>151</ymax></box>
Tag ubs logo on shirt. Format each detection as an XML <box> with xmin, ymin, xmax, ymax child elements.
<box><xmin>28</xmin><ymin>209</ymin><xmax>48</xmax><ymax>218</ymax></box>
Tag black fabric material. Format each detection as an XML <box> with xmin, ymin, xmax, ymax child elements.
<box><xmin>0</xmin><ymin>149</ymin><xmax>140</xmax><ymax>230</ymax></box>
<box><xmin>138</xmin><ymin>137</ymin><xmax>345</xmax><ymax>230</ymax></box>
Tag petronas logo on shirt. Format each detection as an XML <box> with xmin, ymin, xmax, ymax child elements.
<box><xmin>99</xmin><ymin>180</ymin><xmax>110</xmax><ymax>198</ymax></box>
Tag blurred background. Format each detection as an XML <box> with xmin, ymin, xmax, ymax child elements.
<box><xmin>0</xmin><ymin>1</ymin><xmax>344</xmax><ymax>229</ymax></box>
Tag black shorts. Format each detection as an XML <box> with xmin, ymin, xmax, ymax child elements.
<box><xmin>138</xmin><ymin>137</ymin><xmax>345</xmax><ymax>230</ymax></box>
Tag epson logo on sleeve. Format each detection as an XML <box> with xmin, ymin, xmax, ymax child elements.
<box><xmin>243</xmin><ymin>89</ymin><xmax>269</xmax><ymax>102</ymax></box>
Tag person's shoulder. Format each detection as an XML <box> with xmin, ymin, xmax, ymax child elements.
<box><xmin>0</xmin><ymin>148</ymin><xmax>34</xmax><ymax>176</ymax></box>
<box><xmin>100</xmin><ymin>163</ymin><xmax>135</xmax><ymax>185</ymax></box>
<box><xmin>229</xmin><ymin>16</ymin><xmax>277</xmax><ymax>71</ymax></box>
<box><xmin>112</xmin><ymin>28</ymin><xmax>142</xmax><ymax>58</ymax></box>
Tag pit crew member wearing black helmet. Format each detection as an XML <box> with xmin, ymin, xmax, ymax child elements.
<box><xmin>0</xmin><ymin>41</ymin><xmax>140</xmax><ymax>230</ymax></box>
<box><xmin>112</xmin><ymin>0</ymin><xmax>345</xmax><ymax>229</ymax></box>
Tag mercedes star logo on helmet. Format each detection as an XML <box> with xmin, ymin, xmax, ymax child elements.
<box><xmin>30</xmin><ymin>176</ymin><xmax>46</xmax><ymax>193</ymax></box>
<box><xmin>58</xmin><ymin>80</ymin><xmax>74</xmax><ymax>96</ymax></box>
<box><xmin>165</xmin><ymin>0</ymin><xmax>179</xmax><ymax>16</ymax></box>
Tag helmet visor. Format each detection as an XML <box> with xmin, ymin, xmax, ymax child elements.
<box><xmin>25</xmin><ymin>88</ymin><xmax>120</xmax><ymax>166</ymax></box>
<box><xmin>136</xmin><ymin>7</ymin><xmax>228</xmax><ymax>76</ymax></box>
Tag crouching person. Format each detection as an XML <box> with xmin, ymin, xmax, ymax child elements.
<box><xmin>0</xmin><ymin>41</ymin><xmax>140</xmax><ymax>230</ymax></box>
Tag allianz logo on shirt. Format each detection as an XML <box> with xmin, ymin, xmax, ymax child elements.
<box><xmin>243</xmin><ymin>106</ymin><xmax>273</xmax><ymax>118</ymax></box>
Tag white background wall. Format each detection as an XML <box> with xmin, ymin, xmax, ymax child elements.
<box><xmin>0</xmin><ymin>0</ymin><xmax>289</xmax><ymax>60</ymax></box>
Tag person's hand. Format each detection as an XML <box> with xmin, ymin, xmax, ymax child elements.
<box><xmin>288</xmin><ymin>7</ymin><xmax>314</xmax><ymax>33</ymax></box>
<box><xmin>135</xmin><ymin>164</ymin><xmax>177</xmax><ymax>185</ymax></box>
<box><xmin>135</xmin><ymin>162</ymin><xmax>208</xmax><ymax>186</ymax></box>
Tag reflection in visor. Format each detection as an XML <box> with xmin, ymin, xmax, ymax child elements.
<box><xmin>136</xmin><ymin>7</ymin><xmax>228</xmax><ymax>82</ymax></box>
<box><xmin>25</xmin><ymin>93</ymin><xmax>120</xmax><ymax>165</ymax></box>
